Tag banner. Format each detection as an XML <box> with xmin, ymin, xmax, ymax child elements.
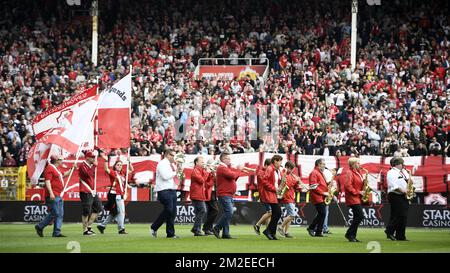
<box><xmin>197</xmin><ymin>65</ymin><xmax>266</xmax><ymax>80</ymax></box>
<box><xmin>97</xmin><ymin>72</ymin><xmax>132</xmax><ymax>148</ymax></box>
<box><xmin>27</xmin><ymin>142</ymin><xmax>51</xmax><ymax>184</ymax></box>
<box><xmin>32</xmin><ymin>85</ymin><xmax>97</xmax><ymax>140</ymax></box>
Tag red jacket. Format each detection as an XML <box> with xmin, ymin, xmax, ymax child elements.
<box><xmin>204</xmin><ymin>174</ymin><xmax>215</xmax><ymax>201</ymax></box>
<box><xmin>280</xmin><ymin>172</ymin><xmax>299</xmax><ymax>204</ymax></box>
<box><xmin>216</xmin><ymin>163</ymin><xmax>240</xmax><ymax>197</ymax></box>
<box><xmin>309</xmin><ymin>167</ymin><xmax>328</xmax><ymax>205</ymax></box>
<box><xmin>190</xmin><ymin>166</ymin><xmax>211</xmax><ymax>201</ymax></box>
<box><xmin>344</xmin><ymin>168</ymin><xmax>364</xmax><ymax>206</ymax></box>
<box><xmin>107</xmin><ymin>167</ymin><xmax>127</xmax><ymax>196</ymax></box>
<box><xmin>260</xmin><ymin>164</ymin><xmax>279</xmax><ymax>204</ymax></box>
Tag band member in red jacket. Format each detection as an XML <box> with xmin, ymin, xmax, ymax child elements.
<box><xmin>260</xmin><ymin>155</ymin><xmax>283</xmax><ymax>240</ymax></box>
<box><xmin>278</xmin><ymin>161</ymin><xmax>308</xmax><ymax>238</ymax></box>
<box><xmin>306</xmin><ymin>158</ymin><xmax>329</xmax><ymax>237</ymax></box>
<box><xmin>190</xmin><ymin>156</ymin><xmax>213</xmax><ymax>236</ymax></box>
<box><xmin>344</xmin><ymin>157</ymin><xmax>366</xmax><ymax>242</ymax></box>
<box><xmin>202</xmin><ymin>159</ymin><xmax>218</xmax><ymax>235</ymax></box>
<box><xmin>34</xmin><ymin>155</ymin><xmax>74</xmax><ymax>237</ymax></box>
<box><xmin>212</xmin><ymin>152</ymin><xmax>247</xmax><ymax>239</ymax></box>
<box><xmin>253</xmin><ymin>159</ymin><xmax>272</xmax><ymax>235</ymax></box>
<box><xmin>79</xmin><ymin>151</ymin><xmax>102</xmax><ymax>236</ymax></box>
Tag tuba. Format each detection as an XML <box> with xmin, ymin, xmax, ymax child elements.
<box><xmin>323</xmin><ymin>168</ymin><xmax>337</xmax><ymax>205</ymax></box>
<box><xmin>174</xmin><ymin>153</ymin><xmax>185</xmax><ymax>182</ymax></box>
<box><xmin>277</xmin><ymin>170</ymin><xmax>289</xmax><ymax>199</ymax></box>
<box><xmin>361</xmin><ymin>168</ymin><xmax>372</xmax><ymax>204</ymax></box>
<box><xmin>405</xmin><ymin>169</ymin><xmax>416</xmax><ymax>200</ymax></box>
<box><xmin>205</xmin><ymin>159</ymin><xmax>220</xmax><ymax>173</ymax></box>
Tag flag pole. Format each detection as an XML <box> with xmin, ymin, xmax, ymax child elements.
<box><xmin>123</xmin><ymin>65</ymin><xmax>133</xmax><ymax>200</ymax></box>
<box><xmin>61</xmin><ymin>88</ymin><xmax>105</xmax><ymax>197</ymax></box>
<box><xmin>93</xmin><ymin>77</ymin><xmax>100</xmax><ymax>198</ymax></box>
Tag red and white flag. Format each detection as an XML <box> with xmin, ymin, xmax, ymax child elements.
<box><xmin>97</xmin><ymin>72</ymin><xmax>131</xmax><ymax>148</ymax></box>
<box><xmin>40</xmin><ymin>95</ymin><xmax>100</xmax><ymax>153</ymax></box>
<box><xmin>27</xmin><ymin>142</ymin><xmax>51</xmax><ymax>184</ymax></box>
<box><xmin>32</xmin><ymin>85</ymin><xmax>98</xmax><ymax>140</ymax></box>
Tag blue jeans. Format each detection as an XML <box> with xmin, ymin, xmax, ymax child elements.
<box><xmin>215</xmin><ymin>196</ymin><xmax>234</xmax><ymax>236</ymax></box>
<box><xmin>37</xmin><ymin>196</ymin><xmax>64</xmax><ymax>236</ymax></box>
<box><xmin>192</xmin><ymin>200</ymin><xmax>206</xmax><ymax>232</ymax></box>
<box><xmin>151</xmin><ymin>190</ymin><xmax>177</xmax><ymax>237</ymax></box>
<box><xmin>323</xmin><ymin>205</ymin><xmax>329</xmax><ymax>232</ymax></box>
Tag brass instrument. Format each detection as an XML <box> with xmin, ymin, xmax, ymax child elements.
<box><xmin>276</xmin><ymin>170</ymin><xmax>289</xmax><ymax>199</ymax></box>
<box><xmin>324</xmin><ymin>168</ymin><xmax>337</xmax><ymax>205</ymax></box>
<box><xmin>291</xmin><ymin>173</ymin><xmax>311</xmax><ymax>191</ymax></box>
<box><xmin>204</xmin><ymin>159</ymin><xmax>220</xmax><ymax>173</ymax></box>
<box><xmin>406</xmin><ymin>169</ymin><xmax>416</xmax><ymax>200</ymax></box>
<box><xmin>174</xmin><ymin>153</ymin><xmax>185</xmax><ymax>182</ymax></box>
<box><xmin>361</xmin><ymin>168</ymin><xmax>372</xmax><ymax>204</ymax></box>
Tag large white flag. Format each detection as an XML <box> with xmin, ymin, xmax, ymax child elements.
<box><xmin>32</xmin><ymin>85</ymin><xmax>97</xmax><ymax>140</ymax></box>
<box><xmin>40</xmin><ymin>95</ymin><xmax>100</xmax><ymax>153</ymax></box>
<box><xmin>97</xmin><ymin>72</ymin><xmax>131</xmax><ymax>148</ymax></box>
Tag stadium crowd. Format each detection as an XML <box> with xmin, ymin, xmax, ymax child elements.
<box><xmin>0</xmin><ymin>0</ymin><xmax>450</xmax><ymax>167</ymax></box>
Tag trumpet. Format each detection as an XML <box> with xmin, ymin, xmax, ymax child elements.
<box><xmin>291</xmin><ymin>172</ymin><xmax>311</xmax><ymax>191</ymax></box>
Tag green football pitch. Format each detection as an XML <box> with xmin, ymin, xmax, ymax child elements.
<box><xmin>1</xmin><ymin>224</ymin><xmax>449</xmax><ymax>253</ymax></box>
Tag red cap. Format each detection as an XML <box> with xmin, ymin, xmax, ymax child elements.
<box><xmin>84</xmin><ymin>151</ymin><xmax>95</xmax><ymax>158</ymax></box>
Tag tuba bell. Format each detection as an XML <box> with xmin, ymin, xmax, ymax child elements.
<box><xmin>174</xmin><ymin>153</ymin><xmax>185</xmax><ymax>182</ymax></box>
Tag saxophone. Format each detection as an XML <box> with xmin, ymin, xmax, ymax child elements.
<box><xmin>361</xmin><ymin>168</ymin><xmax>371</xmax><ymax>204</ymax></box>
<box><xmin>406</xmin><ymin>169</ymin><xmax>416</xmax><ymax>200</ymax></box>
<box><xmin>277</xmin><ymin>171</ymin><xmax>289</xmax><ymax>199</ymax></box>
<box><xmin>324</xmin><ymin>168</ymin><xmax>337</xmax><ymax>205</ymax></box>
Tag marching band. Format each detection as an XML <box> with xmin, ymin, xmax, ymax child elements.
<box><xmin>35</xmin><ymin>152</ymin><xmax>414</xmax><ymax>242</ymax></box>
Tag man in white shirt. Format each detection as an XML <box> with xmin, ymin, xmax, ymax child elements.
<box><xmin>385</xmin><ymin>157</ymin><xmax>410</xmax><ymax>241</ymax></box>
<box><xmin>150</xmin><ymin>149</ymin><xmax>180</xmax><ymax>238</ymax></box>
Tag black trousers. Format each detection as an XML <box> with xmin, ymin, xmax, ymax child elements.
<box><xmin>264</xmin><ymin>203</ymin><xmax>281</xmax><ymax>236</ymax></box>
<box><xmin>346</xmin><ymin>204</ymin><xmax>364</xmax><ymax>238</ymax></box>
<box><xmin>309</xmin><ymin>203</ymin><xmax>326</xmax><ymax>234</ymax></box>
<box><xmin>202</xmin><ymin>199</ymin><xmax>219</xmax><ymax>232</ymax></box>
<box><xmin>386</xmin><ymin>193</ymin><xmax>409</xmax><ymax>240</ymax></box>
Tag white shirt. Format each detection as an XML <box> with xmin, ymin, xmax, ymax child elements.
<box><xmin>155</xmin><ymin>158</ymin><xmax>177</xmax><ymax>192</ymax></box>
<box><xmin>386</xmin><ymin>167</ymin><xmax>409</xmax><ymax>194</ymax></box>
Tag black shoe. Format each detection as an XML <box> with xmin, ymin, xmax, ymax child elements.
<box><xmin>306</xmin><ymin>227</ymin><xmax>315</xmax><ymax>237</ymax></box>
<box><xmin>272</xmin><ymin>236</ymin><xmax>279</xmax><ymax>240</ymax></box>
<box><xmin>222</xmin><ymin>235</ymin><xmax>234</xmax><ymax>239</ymax></box>
<box><xmin>323</xmin><ymin>230</ymin><xmax>332</xmax><ymax>234</ymax></box>
<box><xmin>97</xmin><ymin>225</ymin><xmax>105</xmax><ymax>234</ymax></box>
<box><xmin>194</xmin><ymin>231</ymin><xmax>205</xmax><ymax>236</ymax></box>
<box><xmin>253</xmin><ymin>224</ymin><xmax>261</xmax><ymax>235</ymax></box>
<box><xmin>345</xmin><ymin>233</ymin><xmax>354</xmax><ymax>242</ymax></box>
<box><xmin>262</xmin><ymin>229</ymin><xmax>275</xmax><ymax>240</ymax></box>
<box><xmin>167</xmin><ymin>235</ymin><xmax>180</xmax><ymax>239</ymax></box>
<box><xmin>354</xmin><ymin>238</ymin><xmax>362</xmax><ymax>242</ymax></box>
<box><xmin>396</xmin><ymin>238</ymin><xmax>409</xmax><ymax>241</ymax></box>
<box><xmin>35</xmin><ymin>225</ymin><xmax>43</xmax><ymax>237</ymax></box>
<box><xmin>204</xmin><ymin>230</ymin><xmax>214</xmax><ymax>236</ymax></box>
<box><xmin>118</xmin><ymin>229</ymin><xmax>128</xmax><ymax>234</ymax></box>
<box><xmin>150</xmin><ymin>228</ymin><xmax>157</xmax><ymax>238</ymax></box>
<box><xmin>83</xmin><ymin>230</ymin><xmax>96</xmax><ymax>236</ymax></box>
<box><xmin>385</xmin><ymin>230</ymin><xmax>396</xmax><ymax>241</ymax></box>
<box><xmin>212</xmin><ymin>226</ymin><xmax>221</xmax><ymax>239</ymax></box>
<box><xmin>52</xmin><ymin>234</ymin><xmax>67</xmax><ymax>237</ymax></box>
<box><xmin>285</xmin><ymin>233</ymin><xmax>294</xmax><ymax>238</ymax></box>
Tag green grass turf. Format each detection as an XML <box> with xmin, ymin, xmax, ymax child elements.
<box><xmin>0</xmin><ymin>224</ymin><xmax>449</xmax><ymax>253</ymax></box>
